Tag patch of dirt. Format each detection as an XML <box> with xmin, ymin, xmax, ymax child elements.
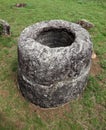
<box><xmin>29</xmin><ymin>102</ymin><xmax>71</xmax><ymax>121</ymax></box>
<box><xmin>103</xmin><ymin>53</ymin><xmax>106</xmax><ymax>59</ymax></box>
<box><xmin>95</xmin><ymin>104</ymin><xmax>106</xmax><ymax>122</ymax></box>
<box><xmin>90</xmin><ymin>56</ymin><xmax>102</xmax><ymax>76</ymax></box>
<box><xmin>0</xmin><ymin>90</ymin><xmax>9</xmax><ymax>97</ymax></box>
<box><xmin>15</xmin><ymin>120</ymin><xmax>25</xmax><ymax>130</ymax></box>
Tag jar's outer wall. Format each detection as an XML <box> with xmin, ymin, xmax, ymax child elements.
<box><xmin>18</xmin><ymin>20</ymin><xmax>93</xmax><ymax>108</ymax></box>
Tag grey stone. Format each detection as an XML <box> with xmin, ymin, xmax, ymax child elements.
<box><xmin>18</xmin><ymin>20</ymin><xmax>93</xmax><ymax>108</ymax></box>
<box><xmin>76</xmin><ymin>19</ymin><xmax>94</xmax><ymax>29</ymax></box>
<box><xmin>15</xmin><ymin>3</ymin><xmax>27</xmax><ymax>8</ymax></box>
<box><xmin>0</xmin><ymin>19</ymin><xmax>10</xmax><ymax>35</ymax></box>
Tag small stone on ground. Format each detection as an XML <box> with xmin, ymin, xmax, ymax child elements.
<box><xmin>76</xmin><ymin>19</ymin><xmax>95</xmax><ymax>29</ymax></box>
<box><xmin>15</xmin><ymin>3</ymin><xmax>27</xmax><ymax>8</ymax></box>
<box><xmin>0</xmin><ymin>19</ymin><xmax>10</xmax><ymax>36</ymax></box>
<box><xmin>92</xmin><ymin>51</ymin><xmax>97</xmax><ymax>59</ymax></box>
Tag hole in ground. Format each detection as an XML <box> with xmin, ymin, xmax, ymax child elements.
<box><xmin>36</xmin><ymin>28</ymin><xmax>75</xmax><ymax>48</ymax></box>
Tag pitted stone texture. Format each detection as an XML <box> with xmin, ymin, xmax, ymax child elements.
<box><xmin>0</xmin><ymin>19</ymin><xmax>10</xmax><ymax>35</ymax></box>
<box><xmin>18</xmin><ymin>20</ymin><xmax>93</xmax><ymax>108</ymax></box>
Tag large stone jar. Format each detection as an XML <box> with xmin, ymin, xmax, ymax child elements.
<box><xmin>18</xmin><ymin>20</ymin><xmax>93</xmax><ymax>108</ymax></box>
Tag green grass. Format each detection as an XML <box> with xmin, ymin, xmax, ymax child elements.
<box><xmin>0</xmin><ymin>0</ymin><xmax>106</xmax><ymax>130</ymax></box>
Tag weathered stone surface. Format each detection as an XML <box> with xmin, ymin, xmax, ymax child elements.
<box><xmin>76</xmin><ymin>19</ymin><xmax>94</xmax><ymax>29</ymax></box>
<box><xmin>0</xmin><ymin>19</ymin><xmax>10</xmax><ymax>35</ymax></box>
<box><xmin>18</xmin><ymin>20</ymin><xmax>93</xmax><ymax>108</ymax></box>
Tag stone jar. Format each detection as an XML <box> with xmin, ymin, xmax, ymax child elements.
<box><xmin>0</xmin><ymin>19</ymin><xmax>10</xmax><ymax>35</ymax></box>
<box><xmin>18</xmin><ymin>20</ymin><xmax>93</xmax><ymax>108</ymax></box>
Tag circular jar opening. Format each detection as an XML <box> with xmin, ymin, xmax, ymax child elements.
<box><xmin>36</xmin><ymin>28</ymin><xmax>75</xmax><ymax>48</ymax></box>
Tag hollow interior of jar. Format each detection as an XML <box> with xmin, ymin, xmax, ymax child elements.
<box><xmin>35</xmin><ymin>28</ymin><xmax>75</xmax><ymax>48</ymax></box>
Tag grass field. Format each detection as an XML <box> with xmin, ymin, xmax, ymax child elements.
<box><xmin>0</xmin><ymin>0</ymin><xmax>106</xmax><ymax>130</ymax></box>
